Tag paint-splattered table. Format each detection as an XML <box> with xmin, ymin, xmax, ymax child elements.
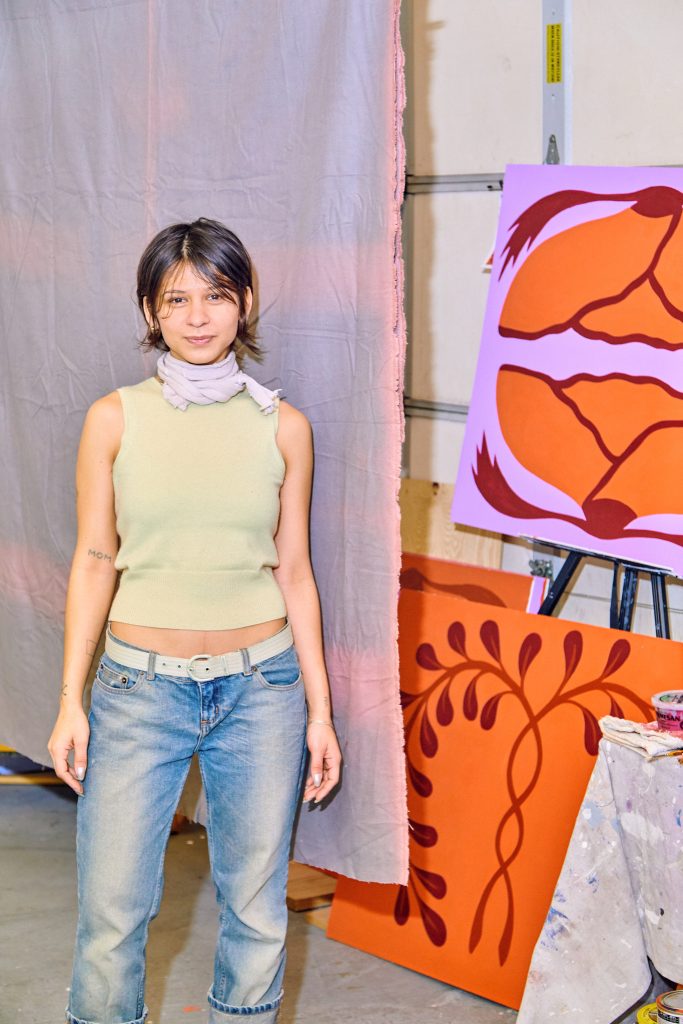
<box><xmin>516</xmin><ymin>738</ymin><xmax>683</xmax><ymax>1023</ymax></box>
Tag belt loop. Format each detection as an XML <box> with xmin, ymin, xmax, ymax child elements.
<box><xmin>240</xmin><ymin>647</ymin><xmax>252</xmax><ymax>676</ymax></box>
<box><xmin>146</xmin><ymin>651</ymin><xmax>157</xmax><ymax>680</ymax></box>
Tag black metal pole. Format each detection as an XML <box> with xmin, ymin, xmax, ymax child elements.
<box><xmin>538</xmin><ymin>550</ymin><xmax>582</xmax><ymax>616</ymax></box>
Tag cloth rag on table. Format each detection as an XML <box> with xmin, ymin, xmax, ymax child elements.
<box><xmin>599</xmin><ymin>715</ymin><xmax>683</xmax><ymax>759</ymax></box>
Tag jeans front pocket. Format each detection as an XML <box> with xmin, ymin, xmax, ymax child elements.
<box><xmin>94</xmin><ymin>653</ymin><xmax>146</xmax><ymax>694</ymax></box>
<box><xmin>252</xmin><ymin>645</ymin><xmax>302</xmax><ymax>690</ymax></box>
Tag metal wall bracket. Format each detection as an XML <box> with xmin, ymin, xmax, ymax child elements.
<box><xmin>403</xmin><ymin>397</ymin><xmax>469</xmax><ymax>423</ymax></box>
<box><xmin>405</xmin><ymin>173</ymin><xmax>504</xmax><ymax>195</ymax></box>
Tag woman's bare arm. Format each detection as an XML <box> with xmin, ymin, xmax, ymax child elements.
<box><xmin>273</xmin><ymin>401</ymin><xmax>342</xmax><ymax>804</ymax></box>
<box><xmin>48</xmin><ymin>393</ymin><xmax>122</xmax><ymax>794</ymax></box>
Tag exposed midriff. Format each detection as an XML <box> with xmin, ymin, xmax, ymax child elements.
<box><xmin>108</xmin><ymin>616</ymin><xmax>288</xmax><ymax>657</ymax></box>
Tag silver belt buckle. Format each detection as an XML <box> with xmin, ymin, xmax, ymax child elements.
<box><xmin>187</xmin><ymin>653</ymin><xmax>214</xmax><ymax>680</ymax></box>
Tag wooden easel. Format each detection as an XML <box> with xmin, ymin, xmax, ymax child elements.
<box><xmin>537</xmin><ymin>545</ymin><xmax>672</xmax><ymax>639</ymax></box>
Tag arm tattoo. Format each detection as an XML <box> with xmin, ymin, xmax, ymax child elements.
<box><xmin>87</xmin><ymin>547</ymin><xmax>112</xmax><ymax>563</ymax></box>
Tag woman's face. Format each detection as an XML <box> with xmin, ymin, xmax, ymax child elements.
<box><xmin>148</xmin><ymin>262</ymin><xmax>252</xmax><ymax>365</ymax></box>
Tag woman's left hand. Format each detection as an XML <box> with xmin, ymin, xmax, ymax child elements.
<box><xmin>304</xmin><ymin>721</ymin><xmax>342</xmax><ymax>804</ymax></box>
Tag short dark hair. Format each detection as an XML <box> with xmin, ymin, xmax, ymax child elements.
<box><xmin>136</xmin><ymin>218</ymin><xmax>259</xmax><ymax>364</ymax></box>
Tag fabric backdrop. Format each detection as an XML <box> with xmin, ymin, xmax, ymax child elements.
<box><xmin>0</xmin><ymin>0</ymin><xmax>408</xmax><ymax>884</ymax></box>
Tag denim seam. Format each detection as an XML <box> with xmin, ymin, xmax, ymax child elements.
<box><xmin>206</xmin><ymin>986</ymin><xmax>284</xmax><ymax>1015</ymax></box>
<box><xmin>251</xmin><ymin>668</ymin><xmax>302</xmax><ymax>692</ymax></box>
<box><xmin>93</xmin><ymin>668</ymin><xmax>146</xmax><ymax>695</ymax></box>
<box><xmin>198</xmin><ymin>756</ymin><xmax>227</xmax><ymax>995</ymax></box>
<box><xmin>65</xmin><ymin>1007</ymin><xmax>148</xmax><ymax>1024</ymax></box>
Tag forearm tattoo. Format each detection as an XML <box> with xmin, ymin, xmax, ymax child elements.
<box><xmin>61</xmin><ymin>639</ymin><xmax>97</xmax><ymax>700</ymax></box>
<box><xmin>87</xmin><ymin>547</ymin><xmax>113</xmax><ymax>563</ymax></box>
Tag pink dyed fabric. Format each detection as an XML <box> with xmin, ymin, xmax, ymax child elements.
<box><xmin>0</xmin><ymin>2</ymin><xmax>408</xmax><ymax>883</ymax></box>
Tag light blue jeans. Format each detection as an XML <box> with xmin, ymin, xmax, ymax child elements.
<box><xmin>66</xmin><ymin>628</ymin><xmax>308</xmax><ymax>1024</ymax></box>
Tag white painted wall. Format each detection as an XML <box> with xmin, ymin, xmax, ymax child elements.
<box><xmin>402</xmin><ymin>0</ymin><xmax>683</xmax><ymax>639</ymax></box>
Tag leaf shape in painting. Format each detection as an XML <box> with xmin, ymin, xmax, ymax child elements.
<box><xmin>581</xmin><ymin>706</ymin><xmax>601</xmax><ymax>756</ymax></box>
<box><xmin>420</xmin><ymin>708</ymin><xmax>438</xmax><ymax>758</ymax></box>
<box><xmin>408</xmin><ymin>761</ymin><xmax>433</xmax><ymax>797</ymax></box>
<box><xmin>408</xmin><ymin>818</ymin><xmax>438</xmax><ymax>847</ymax></box>
<box><xmin>463</xmin><ymin>675</ymin><xmax>479</xmax><ymax>721</ymax></box>
<box><xmin>393</xmin><ymin>885</ymin><xmax>410</xmax><ymax>926</ymax></box>
<box><xmin>400</xmin><ymin>689</ymin><xmax>418</xmax><ymax>709</ymax></box>
<box><xmin>601</xmin><ymin>638</ymin><xmax>631</xmax><ymax>678</ymax></box>
<box><xmin>447</xmin><ymin>621</ymin><xmax>467</xmax><ymax>656</ymax></box>
<box><xmin>480</xmin><ymin>693</ymin><xmax>504</xmax><ymax>731</ymax></box>
<box><xmin>609</xmin><ymin>695</ymin><xmax>625</xmax><ymax>718</ymax></box>
<box><xmin>413</xmin><ymin>865</ymin><xmax>447</xmax><ymax>900</ymax></box>
<box><xmin>480</xmin><ymin>620</ymin><xmax>501</xmax><ymax>661</ymax></box>
<box><xmin>518</xmin><ymin>633</ymin><xmax>542</xmax><ymax>680</ymax></box>
<box><xmin>436</xmin><ymin>684</ymin><xmax>454</xmax><ymax>726</ymax></box>
<box><xmin>418</xmin><ymin>897</ymin><xmax>447</xmax><ymax>947</ymax></box>
<box><xmin>562</xmin><ymin>631</ymin><xmax>583</xmax><ymax>684</ymax></box>
<box><xmin>416</xmin><ymin>643</ymin><xmax>444</xmax><ymax>671</ymax></box>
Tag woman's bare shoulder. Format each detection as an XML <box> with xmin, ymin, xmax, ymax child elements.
<box><xmin>277</xmin><ymin>397</ymin><xmax>309</xmax><ymax>426</ymax></box>
<box><xmin>276</xmin><ymin>399</ymin><xmax>312</xmax><ymax>460</ymax></box>
<box><xmin>81</xmin><ymin>389</ymin><xmax>124</xmax><ymax>462</ymax></box>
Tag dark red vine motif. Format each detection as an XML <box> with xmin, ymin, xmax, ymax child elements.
<box><xmin>394</xmin><ymin>620</ymin><xmax>652</xmax><ymax>964</ymax></box>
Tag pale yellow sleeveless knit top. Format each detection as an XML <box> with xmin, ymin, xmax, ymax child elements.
<box><xmin>108</xmin><ymin>376</ymin><xmax>287</xmax><ymax>629</ymax></box>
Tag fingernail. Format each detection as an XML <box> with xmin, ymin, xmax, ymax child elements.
<box><xmin>313</xmin><ymin>773</ymin><xmax>322</xmax><ymax>787</ymax></box>
<box><xmin>75</xmin><ymin>766</ymin><xmax>85</xmax><ymax>780</ymax></box>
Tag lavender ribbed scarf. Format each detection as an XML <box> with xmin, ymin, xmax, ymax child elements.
<box><xmin>156</xmin><ymin>349</ymin><xmax>282</xmax><ymax>413</ymax></box>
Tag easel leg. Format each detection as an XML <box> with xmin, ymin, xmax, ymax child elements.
<box><xmin>538</xmin><ymin>551</ymin><xmax>582</xmax><ymax>616</ymax></box>
<box><xmin>617</xmin><ymin>568</ymin><xmax>638</xmax><ymax>632</ymax></box>
<box><xmin>609</xmin><ymin>563</ymin><xmax>620</xmax><ymax>629</ymax></box>
<box><xmin>651</xmin><ymin>573</ymin><xmax>671</xmax><ymax>640</ymax></box>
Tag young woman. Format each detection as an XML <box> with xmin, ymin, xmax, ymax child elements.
<box><xmin>48</xmin><ymin>217</ymin><xmax>342</xmax><ymax>1024</ymax></box>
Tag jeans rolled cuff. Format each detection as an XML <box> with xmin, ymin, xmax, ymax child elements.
<box><xmin>207</xmin><ymin>986</ymin><xmax>283</xmax><ymax>1018</ymax></box>
<box><xmin>65</xmin><ymin>1007</ymin><xmax>149</xmax><ymax>1024</ymax></box>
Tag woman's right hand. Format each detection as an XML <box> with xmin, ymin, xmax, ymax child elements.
<box><xmin>48</xmin><ymin>705</ymin><xmax>90</xmax><ymax>796</ymax></box>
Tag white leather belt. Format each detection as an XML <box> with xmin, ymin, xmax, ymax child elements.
<box><xmin>104</xmin><ymin>620</ymin><xmax>293</xmax><ymax>681</ymax></box>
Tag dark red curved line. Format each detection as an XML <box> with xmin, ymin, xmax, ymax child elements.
<box><xmin>500</xmin><ymin>323</ymin><xmax>683</xmax><ymax>350</ymax></box>
<box><xmin>584</xmin><ymin>418</ymin><xmax>683</xmax><ymax>503</ymax></box>
<box><xmin>470</xmin><ymin>719</ymin><xmax>542</xmax><ymax>954</ymax></box>
<box><xmin>498</xmin><ymin>363</ymin><xmax>683</xmax><ymax>459</ymax></box>
<box><xmin>498</xmin><ymin>364</ymin><xmax>683</xmax><ymax>401</ymax></box>
<box><xmin>502</xmin><ymin>258</ymin><xmax>653</xmax><ymax>343</ymax></box>
<box><xmin>498</xmin><ymin>364</ymin><xmax>618</xmax><ymax>462</ymax></box>
<box><xmin>649</xmin><ymin>268</ymin><xmax>683</xmax><ymax>322</ymax></box>
<box><xmin>646</xmin><ymin>208</ymin><xmax>683</xmax><ymax>319</ymax></box>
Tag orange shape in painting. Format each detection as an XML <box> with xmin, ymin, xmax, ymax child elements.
<box><xmin>497</xmin><ymin>368</ymin><xmax>611</xmax><ymax>505</ymax></box>
<box><xmin>599</xmin><ymin>427</ymin><xmax>683</xmax><ymax>515</ymax></box>
<box><xmin>499</xmin><ymin>209</ymin><xmax>671</xmax><ymax>339</ymax></box>
<box><xmin>580</xmin><ymin>279</ymin><xmax>683</xmax><ymax>348</ymax></box>
<box><xmin>564</xmin><ymin>378</ymin><xmax>683</xmax><ymax>457</ymax></box>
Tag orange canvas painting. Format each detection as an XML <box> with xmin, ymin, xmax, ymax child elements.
<box><xmin>452</xmin><ymin>165</ymin><xmax>683</xmax><ymax>576</ymax></box>
<box><xmin>399</xmin><ymin>552</ymin><xmax>536</xmax><ymax>610</ymax></box>
<box><xmin>327</xmin><ymin>584</ymin><xmax>683</xmax><ymax>1008</ymax></box>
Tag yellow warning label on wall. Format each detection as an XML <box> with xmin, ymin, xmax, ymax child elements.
<box><xmin>546</xmin><ymin>23</ymin><xmax>562</xmax><ymax>83</ymax></box>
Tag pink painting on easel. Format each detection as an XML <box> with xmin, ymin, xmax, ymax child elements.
<box><xmin>452</xmin><ymin>164</ymin><xmax>683</xmax><ymax>576</ymax></box>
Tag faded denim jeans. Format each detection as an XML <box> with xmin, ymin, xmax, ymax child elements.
<box><xmin>66</xmin><ymin>628</ymin><xmax>308</xmax><ymax>1024</ymax></box>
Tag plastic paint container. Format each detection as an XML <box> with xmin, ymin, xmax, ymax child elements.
<box><xmin>651</xmin><ymin>692</ymin><xmax>683</xmax><ymax>733</ymax></box>
<box><xmin>636</xmin><ymin>1004</ymin><xmax>657</xmax><ymax>1024</ymax></box>
<box><xmin>657</xmin><ymin>990</ymin><xmax>683</xmax><ymax>1023</ymax></box>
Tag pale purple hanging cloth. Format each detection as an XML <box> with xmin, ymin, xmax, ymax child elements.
<box><xmin>156</xmin><ymin>349</ymin><xmax>281</xmax><ymax>413</ymax></box>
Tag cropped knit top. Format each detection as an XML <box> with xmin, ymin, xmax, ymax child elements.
<box><xmin>108</xmin><ymin>376</ymin><xmax>287</xmax><ymax>630</ymax></box>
